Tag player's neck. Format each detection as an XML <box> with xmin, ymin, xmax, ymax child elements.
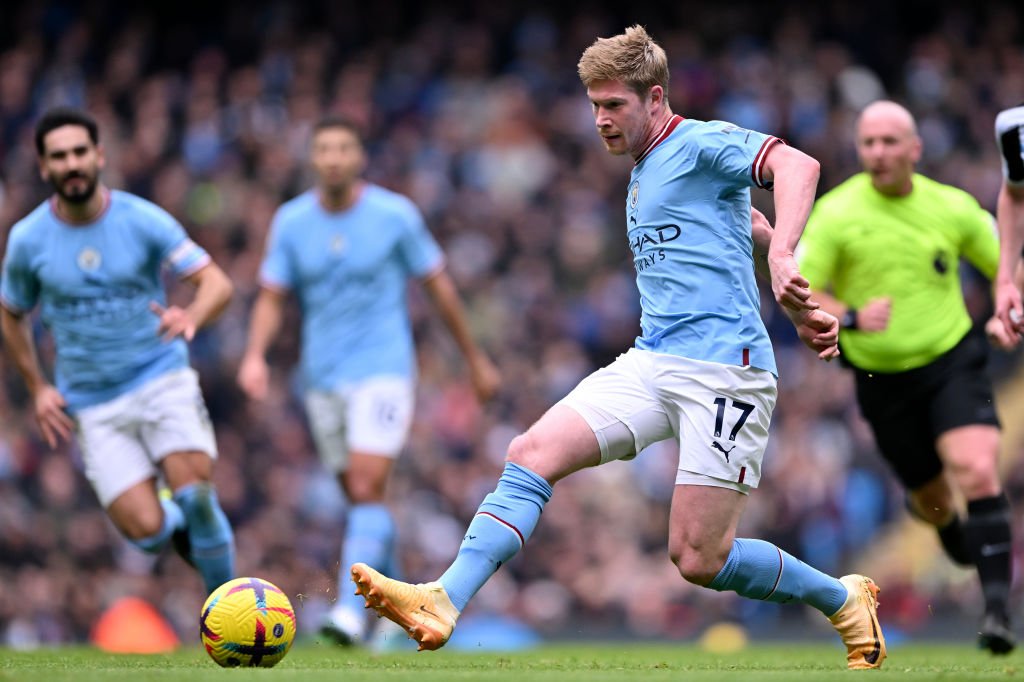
<box><xmin>632</xmin><ymin>108</ymin><xmax>676</xmax><ymax>162</ymax></box>
<box><xmin>53</xmin><ymin>185</ymin><xmax>110</xmax><ymax>225</ymax></box>
<box><xmin>318</xmin><ymin>181</ymin><xmax>364</xmax><ymax>212</ymax></box>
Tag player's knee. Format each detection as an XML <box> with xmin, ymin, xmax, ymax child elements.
<box><xmin>116</xmin><ymin>509</ymin><xmax>165</xmax><ymax>541</ymax></box>
<box><xmin>505</xmin><ymin>431</ymin><xmax>540</xmax><ymax>469</ymax></box>
<box><xmin>669</xmin><ymin>546</ymin><xmax>719</xmax><ymax>586</ymax></box>
<box><xmin>346</xmin><ymin>471</ymin><xmax>389</xmax><ymax>501</ymax></box>
<box><xmin>949</xmin><ymin>459</ymin><xmax>1001</xmax><ymax>499</ymax></box>
<box><xmin>343</xmin><ymin>476</ymin><xmax>386</xmax><ymax>503</ymax></box>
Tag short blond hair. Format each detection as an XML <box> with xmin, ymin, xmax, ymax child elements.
<box><xmin>577</xmin><ymin>25</ymin><xmax>669</xmax><ymax>96</ymax></box>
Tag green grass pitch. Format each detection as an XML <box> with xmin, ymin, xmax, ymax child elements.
<box><xmin>1</xmin><ymin>643</ymin><xmax>1019</xmax><ymax>681</ymax></box>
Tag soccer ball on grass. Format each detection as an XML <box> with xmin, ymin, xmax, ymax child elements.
<box><xmin>200</xmin><ymin>577</ymin><xmax>296</xmax><ymax>667</ymax></box>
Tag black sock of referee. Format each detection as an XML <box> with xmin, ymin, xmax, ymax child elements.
<box><xmin>964</xmin><ymin>494</ymin><xmax>1013</xmax><ymax>617</ymax></box>
<box><xmin>937</xmin><ymin>515</ymin><xmax>972</xmax><ymax>566</ymax></box>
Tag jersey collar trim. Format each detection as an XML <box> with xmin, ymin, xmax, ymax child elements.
<box><xmin>635</xmin><ymin>115</ymin><xmax>684</xmax><ymax>166</ymax></box>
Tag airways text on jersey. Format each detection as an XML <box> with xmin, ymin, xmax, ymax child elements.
<box><xmin>630</xmin><ymin>224</ymin><xmax>681</xmax><ymax>273</ymax></box>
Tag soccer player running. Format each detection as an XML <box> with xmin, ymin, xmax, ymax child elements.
<box><xmin>797</xmin><ymin>100</ymin><xmax>1015</xmax><ymax>654</ymax></box>
<box><xmin>236</xmin><ymin>117</ymin><xmax>501</xmax><ymax>646</ymax></box>
<box><xmin>351</xmin><ymin>26</ymin><xmax>886</xmax><ymax>670</ymax></box>
<box><xmin>0</xmin><ymin>107</ymin><xmax>236</xmax><ymax>595</ymax></box>
<box><xmin>992</xmin><ymin>103</ymin><xmax>1024</xmax><ymax>344</ymax></box>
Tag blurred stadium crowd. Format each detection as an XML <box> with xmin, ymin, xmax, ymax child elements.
<box><xmin>2</xmin><ymin>0</ymin><xmax>1024</xmax><ymax>648</ymax></box>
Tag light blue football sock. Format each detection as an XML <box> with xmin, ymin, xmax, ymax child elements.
<box><xmin>440</xmin><ymin>462</ymin><xmax>553</xmax><ymax>612</ymax></box>
<box><xmin>337</xmin><ymin>503</ymin><xmax>396</xmax><ymax>615</ymax></box>
<box><xmin>128</xmin><ymin>496</ymin><xmax>186</xmax><ymax>554</ymax></box>
<box><xmin>174</xmin><ymin>482</ymin><xmax>236</xmax><ymax>595</ymax></box>
<box><xmin>707</xmin><ymin>538</ymin><xmax>848</xmax><ymax>616</ymax></box>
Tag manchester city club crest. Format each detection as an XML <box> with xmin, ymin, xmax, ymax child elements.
<box><xmin>330</xmin><ymin>234</ymin><xmax>345</xmax><ymax>254</ymax></box>
<box><xmin>77</xmin><ymin>247</ymin><xmax>101</xmax><ymax>271</ymax></box>
<box><xmin>629</xmin><ymin>180</ymin><xmax>639</xmax><ymax>209</ymax></box>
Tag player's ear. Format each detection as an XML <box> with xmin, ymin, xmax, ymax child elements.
<box><xmin>649</xmin><ymin>85</ymin><xmax>664</xmax><ymax>109</ymax></box>
<box><xmin>96</xmin><ymin>143</ymin><xmax>106</xmax><ymax>171</ymax></box>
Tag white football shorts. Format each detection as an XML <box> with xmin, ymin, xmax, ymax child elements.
<box><xmin>558</xmin><ymin>347</ymin><xmax>777</xmax><ymax>493</ymax></box>
<box><xmin>76</xmin><ymin>368</ymin><xmax>218</xmax><ymax>507</ymax></box>
<box><xmin>304</xmin><ymin>375</ymin><xmax>415</xmax><ymax>472</ymax></box>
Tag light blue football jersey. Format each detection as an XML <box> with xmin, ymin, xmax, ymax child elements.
<box><xmin>260</xmin><ymin>184</ymin><xmax>443</xmax><ymax>390</ymax></box>
<box><xmin>627</xmin><ymin>115</ymin><xmax>781</xmax><ymax>375</ymax></box>
<box><xmin>1</xmin><ymin>189</ymin><xmax>211</xmax><ymax>411</ymax></box>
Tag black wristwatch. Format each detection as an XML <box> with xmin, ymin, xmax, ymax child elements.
<box><xmin>841</xmin><ymin>308</ymin><xmax>858</xmax><ymax>330</ymax></box>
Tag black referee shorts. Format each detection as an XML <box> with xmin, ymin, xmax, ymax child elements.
<box><xmin>851</xmin><ymin>326</ymin><xmax>1000</xmax><ymax>490</ymax></box>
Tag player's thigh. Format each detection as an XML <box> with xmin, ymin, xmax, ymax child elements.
<box><xmin>653</xmin><ymin>353</ymin><xmax>776</xmax><ymax>492</ymax></box>
<box><xmin>76</xmin><ymin>395</ymin><xmax>159</xmax><ymax>509</ymax></box>
<box><xmin>555</xmin><ymin>348</ymin><xmax>673</xmax><ymax>472</ymax></box>
<box><xmin>138</xmin><ymin>369</ymin><xmax>219</xmax><ymax>470</ymax></box>
<box><xmin>507</xmin><ymin>404</ymin><xmax>603</xmax><ymax>482</ymax></box>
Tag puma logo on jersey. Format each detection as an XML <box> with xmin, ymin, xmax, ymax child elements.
<box><xmin>711</xmin><ymin>441</ymin><xmax>736</xmax><ymax>461</ymax></box>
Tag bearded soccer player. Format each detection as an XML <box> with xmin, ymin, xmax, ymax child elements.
<box><xmin>1</xmin><ymin>107</ymin><xmax>236</xmax><ymax>595</ymax></box>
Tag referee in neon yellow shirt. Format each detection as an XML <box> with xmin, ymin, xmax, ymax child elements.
<box><xmin>799</xmin><ymin>100</ymin><xmax>1015</xmax><ymax>654</ymax></box>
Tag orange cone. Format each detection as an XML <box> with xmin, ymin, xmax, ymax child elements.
<box><xmin>91</xmin><ymin>597</ymin><xmax>180</xmax><ymax>653</ymax></box>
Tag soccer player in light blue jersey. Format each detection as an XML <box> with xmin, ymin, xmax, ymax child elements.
<box><xmin>237</xmin><ymin>116</ymin><xmax>501</xmax><ymax>646</ymax></box>
<box><xmin>351</xmin><ymin>26</ymin><xmax>886</xmax><ymax>670</ymax></box>
<box><xmin>0</xmin><ymin>107</ymin><xmax>236</xmax><ymax>595</ymax></box>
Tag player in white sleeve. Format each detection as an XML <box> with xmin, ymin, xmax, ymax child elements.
<box><xmin>349</xmin><ymin>26</ymin><xmax>886</xmax><ymax>670</ymax></box>
<box><xmin>0</xmin><ymin>107</ymin><xmax>236</xmax><ymax>596</ymax></box>
<box><xmin>992</xmin><ymin>104</ymin><xmax>1024</xmax><ymax>344</ymax></box>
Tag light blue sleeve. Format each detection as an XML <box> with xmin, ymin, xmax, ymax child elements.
<box><xmin>140</xmin><ymin>201</ymin><xmax>210</xmax><ymax>277</ymax></box>
<box><xmin>396</xmin><ymin>202</ymin><xmax>444</xmax><ymax>278</ymax></box>
<box><xmin>258</xmin><ymin>211</ymin><xmax>294</xmax><ymax>290</ymax></box>
<box><xmin>699</xmin><ymin>122</ymin><xmax>784</xmax><ymax>190</ymax></box>
<box><xmin>0</xmin><ymin>229</ymin><xmax>39</xmax><ymax>313</ymax></box>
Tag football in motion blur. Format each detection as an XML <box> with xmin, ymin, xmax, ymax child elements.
<box><xmin>200</xmin><ymin>577</ymin><xmax>297</xmax><ymax>667</ymax></box>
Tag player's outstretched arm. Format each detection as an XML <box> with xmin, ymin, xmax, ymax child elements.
<box><xmin>760</xmin><ymin>144</ymin><xmax>821</xmax><ymax>314</ymax></box>
<box><xmin>421</xmin><ymin>267</ymin><xmax>501</xmax><ymax>403</ymax></box>
<box><xmin>237</xmin><ymin>287</ymin><xmax>288</xmax><ymax>402</ymax></box>
<box><xmin>994</xmin><ymin>183</ymin><xmax>1024</xmax><ymax>340</ymax></box>
<box><xmin>0</xmin><ymin>306</ymin><xmax>74</xmax><ymax>447</ymax></box>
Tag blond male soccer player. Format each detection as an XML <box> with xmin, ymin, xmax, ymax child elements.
<box><xmin>992</xmin><ymin>103</ymin><xmax>1024</xmax><ymax>344</ymax></box>
<box><xmin>237</xmin><ymin>116</ymin><xmax>500</xmax><ymax>646</ymax></box>
<box><xmin>1</xmin><ymin>107</ymin><xmax>236</xmax><ymax>595</ymax></box>
<box><xmin>798</xmin><ymin>100</ymin><xmax>1014</xmax><ymax>654</ymax></box>
<box><xmin>351</xmin><ymin>26</ymin><xmax>886</xmax><ymax>670</ymax></box>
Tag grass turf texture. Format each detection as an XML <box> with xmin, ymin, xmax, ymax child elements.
<box><xmin>1</xmin><ymin>643</ymin><xmax>1018</xmax><ymax>681</ymax></box>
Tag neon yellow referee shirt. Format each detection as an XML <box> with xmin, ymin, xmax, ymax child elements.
<box><xmin>799</xmin><ymin>172</ymin><xmax>998</xmax><ymax>372</ymax></box>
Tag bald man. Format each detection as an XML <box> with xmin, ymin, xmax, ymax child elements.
<box><xmin>798</xmin><ymin>100</ymin><xmax>1015</xmax><ymax>654</ymax></box>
